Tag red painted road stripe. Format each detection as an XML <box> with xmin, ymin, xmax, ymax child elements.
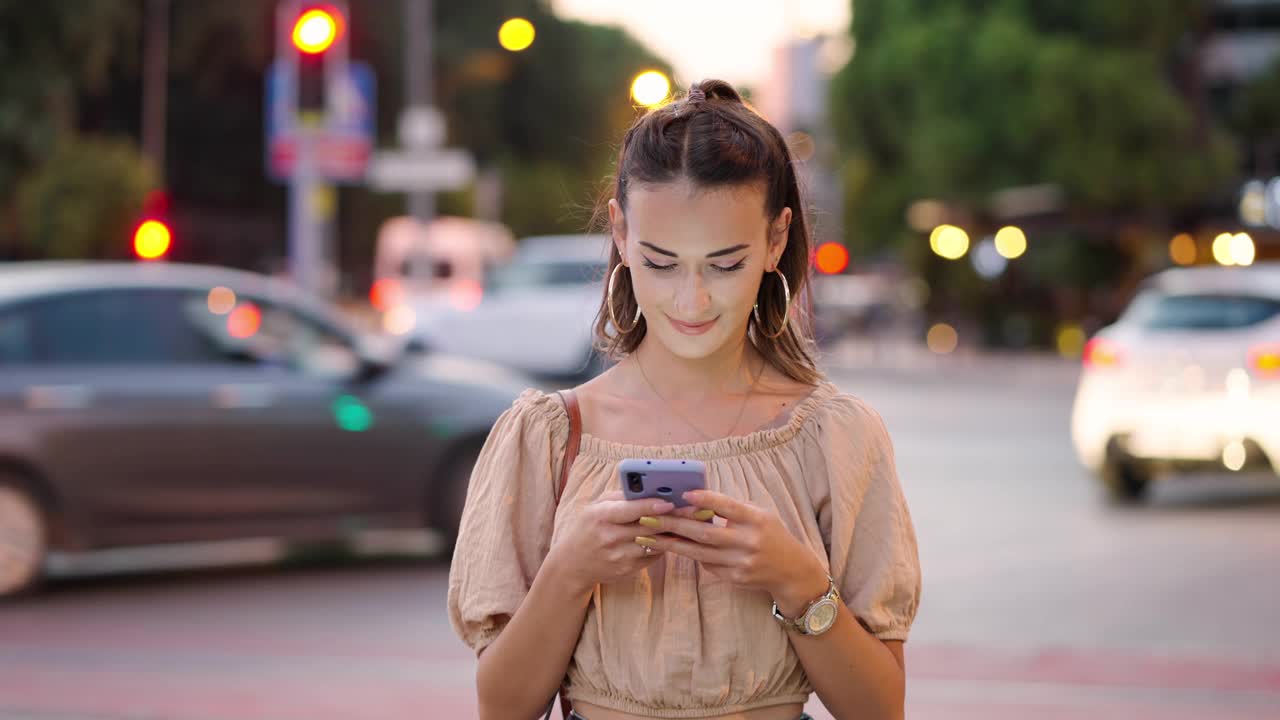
<box><xmin>908</xmin><ymin>644</ymin><xmax>1280</xmax><ymax>693</ymax></box>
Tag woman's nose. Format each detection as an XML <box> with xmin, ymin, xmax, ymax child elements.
<box><xmin>674</xmin><ymin>274</ymin><xmax>711</xmax><ymax>317</ymax></box>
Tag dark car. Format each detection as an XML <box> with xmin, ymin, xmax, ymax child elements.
<box><xmin>0</xmin><ymin>261</ymin><xmax>531</xmax><ymax>597</ymax></box>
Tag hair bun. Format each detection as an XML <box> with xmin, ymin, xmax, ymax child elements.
<box><xmin>694</xmin><ymin>79</ymin><xmax>743</xmax><ymax>104</ymax></box>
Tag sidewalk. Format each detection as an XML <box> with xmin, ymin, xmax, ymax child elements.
<box><xmin>819</xmin><ymin>336</ymin><xmax>1082</xmax><ymax>386</ymax></box>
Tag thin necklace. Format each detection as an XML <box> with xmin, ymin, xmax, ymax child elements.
<box><xmin>634</xmin><ymin>349</ymin><xmax>764</xmax><ymax>441</ymax></box>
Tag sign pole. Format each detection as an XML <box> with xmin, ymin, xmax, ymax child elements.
<box><xmin>405</xmin><ymin>0</ymin><xmax>435</xmax><ymax>225</ymax></box>
<box><xmin>288</xmin><ymin>115</ymin><xmax>322</xmax><ymax>295</ymax></box>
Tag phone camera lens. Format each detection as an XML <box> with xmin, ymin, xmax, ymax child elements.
<box><xmin>627</xmin><ymin>472</ymin><xmax>645</xmax><ymax>493</ymax></box>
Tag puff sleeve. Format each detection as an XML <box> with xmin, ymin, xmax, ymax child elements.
<box><xmin>808</xmin><ymin>394</ymin><xmax>921</xmax><ymax>641</ymax></box>
<box><xmin>447</xmin><ymin>389</ymin><xmax>570</xmax><ymax>655</ymax></box>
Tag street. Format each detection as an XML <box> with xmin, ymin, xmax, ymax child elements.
<box><xmin>1</xmin><ymin>356</ymin><xmax>1279</xmax><ymax>719</ymax></box>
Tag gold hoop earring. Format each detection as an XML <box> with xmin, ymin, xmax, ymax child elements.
<box><xmin>752</xmin><ymin>268</ymin><xmax>791</xmax><ymax>340</ymax></box>
<box><xmin>608</xmin><ymin>263</ymin><xmax>643</xmax><ymax>334</ymax></box>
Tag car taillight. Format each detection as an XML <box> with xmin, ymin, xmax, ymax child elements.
<box><xmin>1247</xmin><ymin>343</ymin><xmax>1280</xmax><ymax>379</ymax></box>
<box><xmin>1083</xmin><ymin>338</ymin><xmax>1123</xmax><ymax>369</ymax></box>
<box><xmin>370</xmin><ymin>278</ymin><xmax>403</xmax><ymax>312</ymax></box>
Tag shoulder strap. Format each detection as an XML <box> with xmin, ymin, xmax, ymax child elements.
<box><xmin>551</xmin><ymin>389</ymin><xmax>582</xmax><ymax>720</ymax></box>
<box><xmin>554</xmin><ymin>389</ymin><xmax>582</xmax><ymax>505</ymax></box>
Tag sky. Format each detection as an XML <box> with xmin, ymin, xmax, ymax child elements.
<box><xmin>549</xmin><ymin>0</ymin><xmax>852</xmax><ymax>91</ymax></box>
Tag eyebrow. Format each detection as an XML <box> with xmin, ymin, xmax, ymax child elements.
<box><xmin>639</xmin><ymin>242</ymin><xmax>750</xmax><ymax>259</ymax></box>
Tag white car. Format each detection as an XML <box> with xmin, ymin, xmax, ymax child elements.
<box><xmin>1071</xmin><ymin>262</ymin><xmax>1280</xmax><ymax>502</ymax></box>
<box><xmin>406</xmin><ymin>234</ymin><xmax>611</xmax><ymax>380</ymax></box>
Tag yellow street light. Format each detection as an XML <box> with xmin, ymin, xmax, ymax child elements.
<box><xmin>1231</xmin><ymin>232</ymin><xmax>1256</xmax><ymax>266</ymax></box>
<box><xmin>929</xmin><ymin>224</ymin><xmax>970</xmax><ymax>260</ymax></box>
<box><xmin>498</xmin><ymin>18</ymin><xmax>535</xmax><ymax>52</ymax></box>
<box><xmin>993</xmin><ymin>226</ymin><xmax>1027</xmax><ymax>259</ymax></box>
<box><xmin>1168</xmin><ymin>233</ymin><xmax>1196</xmax><ymax>266</ymax></box>
<box><xmin>631</xmin><ymin>70</ymin><xmax>671</xmax><ymax>107</ymax></box>
<box><xmin>1212</xmin><ymin>232</ymin><xmax>1235</xmax><ymax>266</ymax></box>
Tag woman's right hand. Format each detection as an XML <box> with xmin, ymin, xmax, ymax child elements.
<box><xmin>546</xmin><ymin>490</ymin><xmax>674</xmax><ymax>594</ymax></box>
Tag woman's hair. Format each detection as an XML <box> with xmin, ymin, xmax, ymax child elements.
<box><xmin>591</xmin><ymin>78</ymin><xmax>821</xmax><ymax>385</ymax></box>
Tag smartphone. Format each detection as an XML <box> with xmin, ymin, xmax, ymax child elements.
<box><xmin>618</xmin><ymin>458</ymin><xmax>706</xmax><ymax>508</ymax></box>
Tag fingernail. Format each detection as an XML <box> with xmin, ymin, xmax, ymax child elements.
<box><xmin>693</xmin><ymin>509</ymin><xmax>715</xmax><ymax>522</ymax></box>
<box><xmin>638</xmin><ymin>516</ymin><xmax>661</xmax><ymax>529</ymax></box>
<box><xmin>652</xmin><ymin>501</ymin><xmax>674</xmax><ymax>512</ymax></box>
<box><xmin>634</xmin><ymin>536</ymin><xmax>657</xmax><ymax>547</ymax></box>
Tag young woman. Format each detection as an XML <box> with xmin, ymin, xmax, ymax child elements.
<box><xmin>449</xmin><ymin>79</ymin><xmax>921</xmax><ymax>720</ymax></box>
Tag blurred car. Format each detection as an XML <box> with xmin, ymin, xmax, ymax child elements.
<box><xmin>0</xmin><ymin>261</ymin><xmax>532</xmax><ymax>598</ymax></box>
<box><xmin>1071</xmin><ymin>262</ymin><xmax>1280</xmax><ymax>502</ymax></box>
<box><xmin>809</xmin><ymin>269</ymin><xmax>919</xmax><ymax>347</ymax></box>
<box><xmin>404</xmin><ymin>234</ymin><xmax>611</xmax><ymax>380</ymax></box>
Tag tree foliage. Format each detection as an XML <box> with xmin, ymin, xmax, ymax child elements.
<box><xmin>831</xmin><ymin>0</ymin><xmax>1237</xmax><ymax>255</ymax></box>
<box><xmin>17</xmin><ymin>136</ymin><xmax>157</xmax><ymax>260</ymax></box>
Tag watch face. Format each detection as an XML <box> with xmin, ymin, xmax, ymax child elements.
<box><xmin>805</xmin><ymin>600</ymin><xmax>838</xmax><ymax>634</ymax></box>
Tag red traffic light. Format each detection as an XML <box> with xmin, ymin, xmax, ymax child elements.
<box><xmin>814</xmin><ymin>242</ymin><xmax>849</xmax><ymax>275</ymax></box>
<box><xmin>133</xmin><ymin>220</ymin><xmax>171</xmax><ymax>260</ymax></box>
<box><xmin>292</xmin><ymin>7</ymin><xmax>343</xmax><ymax>55</ymax></box>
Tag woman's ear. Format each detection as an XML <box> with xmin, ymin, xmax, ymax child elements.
<box><xmin>608</xmin><ymin>199</ymin><xmax>627</xmax><ymax>264</ymax></box>
<box><xmin>768</xmin><ymin>207</ymin><xmax>793</xmax><ymax>269</ymax></box>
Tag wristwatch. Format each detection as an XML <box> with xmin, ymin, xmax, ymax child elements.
<box><xmin>771</xmin><ymin>576</ymin><xmax>841</xmax><ymax>636</ymax></box>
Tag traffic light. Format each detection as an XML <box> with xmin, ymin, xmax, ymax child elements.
<box><xmin>133</xmin><ymin>220</ymin><xmax>171</xmax><ymax>260</ymax></box>
<box><xmin>133</xmin><ymin>189</ymin><xmax>172</xmax><ymax>261</ymax></box>
<box><xmin>292</xmin><ymin>8</ymin><xmax>342</xmax><ymax>55</ymax></box>
<box><xmin>279</xmin><ymin>1</ymin><xmax>349</xmax><ymax>112</ymax></box>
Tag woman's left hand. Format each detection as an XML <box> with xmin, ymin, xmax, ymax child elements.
<box><xmin>638</xmin><ymin>489</ymin><xmax>829</xmax><ymax>615</ymax></box>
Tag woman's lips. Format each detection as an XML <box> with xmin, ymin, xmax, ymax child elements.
<box><xmin>667</xmin><ymin>314</ymin><xmax>718</xmax><ymax>335</ymax></box>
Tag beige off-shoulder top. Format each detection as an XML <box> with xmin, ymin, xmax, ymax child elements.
<box><xmin>447</xmin><ymin>380</ymin><xmax>921</xmax><ymax>718</ymax></box>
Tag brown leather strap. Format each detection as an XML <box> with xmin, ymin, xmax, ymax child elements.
<box><xmin>552</xmin><ymin>389</ymin><xmax>582</xmax><ymax>718</ymax></box>
<box><xmin>555</xmin><ymin>389</ymin><xmax>582</xmax><ymax>505</ymax></box>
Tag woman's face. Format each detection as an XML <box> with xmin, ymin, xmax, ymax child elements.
<box><xmin>609</xmin><ymin>179</ymin><xmax>790</xmax><ymax>360</ymax></box>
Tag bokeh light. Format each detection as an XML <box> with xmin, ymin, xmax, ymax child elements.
<box><xmin>292</xmin><ymin>9</ymin><xmax>340</xmax><ymax>55</ymax></box>
<box><xmin>929</xmin><ymin>225</ymin><xmax>970</xmax><ymax>260</ymax></box>
<box><xmin>498</xmin><ymin>18</ymin><xmax>535</xmax><ymax>52</ymax></box>
<box><xmin>1249</xmin><ymin>344</ymin><xmax>1280</xmax><ymax>377</ymax></box>
<box><xmin>207</xmin><ymin>286</ymin><xmax>237</xmax><ymax>315</ymax></box>
<box><xmin>450</xmin><ymin>278</ymin><xmax>485</xmax><ymax>311</ymax></box>
<box><xmin>1222</xmin><ymin>440</ymin><xmax>1246</xmax><ymax>472</ymax></box>
<box><xmin>814</xmin><ymin>242</ymin><xmax>849</xmax><ymax>274</ymax></box>
<box><xmin>1239</xmin><ymin>180</ymin><xmax>1266</xmax><ymax>226</ymax></box>
<box><xmin>133</xmin><ymin>220</ymin><xmax>171</xmax><ymax>260</ymax></box>
<box><xmin>970</xmin><ymin>238</ymin><xmax>1008</xmax><ymax>279</ymax></box>
<box><xmin>905</xmin><ymin>199</ymin><xmax>947</xmax><ymax>232</ymax></box>
<box><xmin>631</xmin><ymin>71</ymin><xmax>671</xmax><ymax>107</ymax></box>
<box><xmin>993</xmin><ymin>226</ymin><xmax>1027</xmax><ymax>259</ymax></box>
<box><xmin>926</xmin><ymin>323</ymin><xmax>958</xmax><ymax>354</ymax></box>
<box><xmin>1168</xmin><ymin>233</ymin><xmax>1196</xmax><ymax>266</ymax></box>
<box><xmin>332</xmin><ymin>395</ymin><xmax>373</xmax><ymax>432</ymax></box>
<box><xmin>1056</xmin><ymin>324</ymin><xmax>1086</xmax><ymax>358</ymax></box>
<box><xmin>1231</xmin><ymin>232</ymin><xmax>1255</xmax><ymax>266</ymax></box>
<box><xmin>227</xmin><ymin>303</ymin><xmax>262</xmax><ymax>339</ymax></box>
<box><xmin>369</xmin><ymin>277</ymin><xmax>403</xmax><ymax>312</ymax></box>
<box><xmin>1212</xmin><ymin>233</ymin><xmax>1235</xmax><ymax>266</ymax></box>
<box><xmin>383</xmin><ymin>305</ymin><xmax>416</xmax><ymax>336</ymax></box>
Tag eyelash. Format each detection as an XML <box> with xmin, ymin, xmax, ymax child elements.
<box><xmin>642</xmin><ymin>258</ymin><xmax>746</xmax><ymax>273</ymax></box>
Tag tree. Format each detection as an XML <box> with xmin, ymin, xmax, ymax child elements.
<box><xmin>17</xmin><ymin>137</ymin><xmax>157</xmax><ymax>260</ymax></box>
<box><xmin>0</xmin><ymin>0</ymin><xmax>136</xmax><ymax>256</ymax></box>
<box><xmin>829</xmin><ymin>0</ymin><xmax>1238</xmax><ymax>344</ymax></box>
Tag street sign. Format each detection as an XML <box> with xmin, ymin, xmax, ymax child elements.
<box><xmin>398</xmin><ymin>106</ymin><xmax>446</xmax><ymax>149</ymax></box>
<box><xmin>265</xmin><ymin>60</ymin><xmax>376</xmax><ymax>183</ymax></box>
<box><xmin>366</xmin><ymin>150</ymin><xmax>476</xmax><ymax>192</ymax></box>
